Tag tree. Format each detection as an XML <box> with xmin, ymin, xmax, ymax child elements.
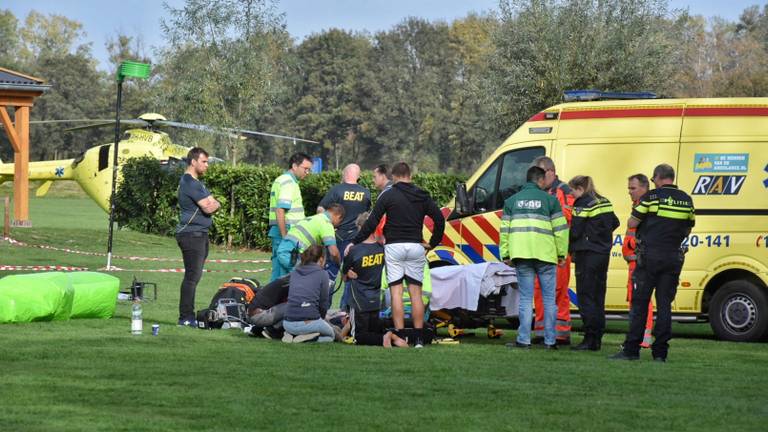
<box><xmin>368</xmin><ymin>18</ymin><xmax>455</xmax><ymax>172</ymax></box>
<box><xmin>105</xmin><ymin>32</ymin><xmax>154</xmax><ymax>117</ymax></box>
<box><xmin>445</xmin><ymin>13</ymin><xmax>500</xmax><ymax>172</ymax></box>
<box><xmin>155</xmin><ymin>0</ymin><xmax>293</xmax><ymax>165</ymax></box>
<box><xmin>0</xmin><ymin>10</ymin><xmax>110</xmax><ymax>162</ymax></box>
<box><xmin>291</xmin><ymin>29</ymin><xmax>374</xmax><ymax>169</ymax></box>
<box><xmin>670</xmin><ymin>7</ymin><xmax>768</xmax><ymax>98</ymax></box>
<box><xmin>0</xmin><ymin>10</ymin><xmax>20</xmax><ymax>69</ymax></box>
<box><xmin>486</xmin><ymin>0</ymin><xmax>679</xmax><ymax>132</ymax></box>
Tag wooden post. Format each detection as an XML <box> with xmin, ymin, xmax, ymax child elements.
<box><xmin>3</xmin><ymin>197</ymin><xmax>9</xmax><ymax>238</ymax></box>
<box><xmin>13</xmin><ymin>106</ymin><xmax>30</xmax><ymax>227</ymax></box>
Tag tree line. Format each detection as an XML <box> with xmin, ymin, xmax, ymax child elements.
<box><xmin>1</xmin><ymin>0</ymin><xmax>767</xmax><ymax>174</ymax></box>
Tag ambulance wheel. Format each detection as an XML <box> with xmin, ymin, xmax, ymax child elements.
<box><xmin>709</xmin><ymin>280</ymin><xmax>768</xmax><ymax>342</ymax></box>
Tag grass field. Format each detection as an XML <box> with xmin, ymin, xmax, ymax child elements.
<box><xmin>1</xmin><ymin>190</ymin><xmax>767</xmax><ymax>431</ymax></box>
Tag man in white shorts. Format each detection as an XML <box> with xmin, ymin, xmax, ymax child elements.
<box><xmin>351</xmin><ymin>162</ymin><xmax>445</xmax><ymax>347</ymax></box>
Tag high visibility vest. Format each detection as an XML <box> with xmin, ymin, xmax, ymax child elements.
<box><xmin>283</xmin><ymin>213</ymin><xmax>337</xmax><ymax>253</ymax></box>
<box><xmin>500</xmin><ymin>182</ymin><xmax>570</xmax><ymax>264</ymax></box>
<box><xmin>268</xmin><ymin>172</ymin><xmax>305</xmax><ymax>229</ymax></box>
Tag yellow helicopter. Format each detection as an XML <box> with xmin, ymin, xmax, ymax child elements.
<box><xmin>0</xmin><ymin>113</ymin><xmax>317</xmax><ymax>212</ymax></box>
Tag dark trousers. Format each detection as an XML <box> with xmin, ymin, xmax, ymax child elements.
<box><xmin>623</xmin><ymin>253</ymin><xmax>683</xmax><ymax>359</ymax></box>
<box><xmin>176</xmin><ymin>231</ymin><xmax>209</xmax><ymax>321</ymax></box>
<box><xmin>574</xmin><ymin>251</ymin><xmax>609</xmax><ymax>343</ymax></box>
<box><xmin>351</xmin><ymin>308</ymin><xmax>384</xmax><ymax>346</ymax></box>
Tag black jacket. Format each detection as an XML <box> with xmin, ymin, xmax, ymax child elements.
<box><xmin>353</xmin><ymin>181</ymin><xmax>445</xmax><ymax>248</ymax></box>
<box><xmin>569</xmin><ymin>194</ymin><xmax>620</xmax><ymax>255</ymax></box>
<box><xmin>251</xmin><ymin>275</ymin><xmax>289</xmax><ymax>310</ymax></box>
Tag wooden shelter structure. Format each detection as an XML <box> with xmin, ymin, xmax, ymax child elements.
<box><xmin>0</xmin><ymin>67</ymin><xmax>50</xmax><ymax>227</ymax></box>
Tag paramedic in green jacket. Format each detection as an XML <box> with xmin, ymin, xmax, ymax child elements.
<box><xmin>500</xmin><ymin>166</ymin><xmax>569</xmax><ymax>349</ymax></box>
<box><xmin>276</xmin><ymin>204</ymin><xmax>345</xmax><ymax>276</ymax></box>
<box><xmin>268</xmin><ymin>153</ymin><xmax>313</xmax><ymax>281</ymax></box>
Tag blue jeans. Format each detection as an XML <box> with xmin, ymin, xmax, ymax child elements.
<box><xmin>515</xmin><ymin>259</ymin><xmax>557</xmax><ymax>346</ymax></box>
<box><xmin>283</xmin><ymin>319</ymin><xmax>335</xmax><ymax>343</ymax></box>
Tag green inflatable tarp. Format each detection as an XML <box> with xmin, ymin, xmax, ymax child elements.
<box><xmin>0</xmin><ymin>272</ymin><xmax>119</xmax><ymax>323</ymax></box>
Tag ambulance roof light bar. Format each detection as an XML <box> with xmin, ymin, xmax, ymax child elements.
<box><xmin>564</xmin><ymin>90</ymin><xmax>658</xmax><ymax>102</ymax></box>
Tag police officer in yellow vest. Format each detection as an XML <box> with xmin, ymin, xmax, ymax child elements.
<box><xmin>276</xmin><ymin>204</ymin><xmax>345</xmax><ymax>276</ymax></box>
<box><xmin>269</xmin><ymin>153</ymin><xmax>313</xmax><ymax>281</ymax></box>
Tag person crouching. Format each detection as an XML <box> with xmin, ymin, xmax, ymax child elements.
<box><xmin>282</xmin><ymin>245</ymin><xmax>335</xmax><ymax>343</ymax></box>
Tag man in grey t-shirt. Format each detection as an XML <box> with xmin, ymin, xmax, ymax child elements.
<box><xmin>176</xmin><ymin>147</ymin><xmax>220</xmax><ymax>326</ymax></box>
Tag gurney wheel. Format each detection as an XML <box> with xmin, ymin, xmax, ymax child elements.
<box><xmin>448</xmin><ymin>324</ymin><xmax>464</xmax><ymax>338</ymax></box>
<box><xmin>487</xmin><ymin>325</ymin><xmax>503</xmax><ymax>339</ymax></box>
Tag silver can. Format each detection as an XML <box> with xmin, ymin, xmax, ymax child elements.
<box><xmin>152</xmin><ymin>324</ymin><xmax>160</xmax><ymax>336</ymax></box>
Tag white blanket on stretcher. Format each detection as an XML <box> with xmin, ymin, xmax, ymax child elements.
<box><xmin>429</xmin><ymin>262</ymin><xmax>517</xmax><ymax>312</ymax></box>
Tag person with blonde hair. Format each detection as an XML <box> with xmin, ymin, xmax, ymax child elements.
<box><xmin>567</xmin><ymin>175</ymin><xmax>620</xmax><ymax>351</ymax></box>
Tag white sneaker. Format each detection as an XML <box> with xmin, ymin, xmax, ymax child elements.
<box><xmin>292</xmin><ymin>332</ymin><xmax>321</xmax><ymax>343</ymax></box>
<box><xmin>282</xmin><ymin>333</ymin><xmax>294</xmax><ymax>343</ymax></box>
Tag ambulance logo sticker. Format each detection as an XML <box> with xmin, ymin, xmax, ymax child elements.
<box><xmin>694</xmin><ymin>153</ymin><xmax>749</xmax><ymax>173</ymax></box>
<box><xmin>692</xmin><ymin>175</ymin><xmax>746</xmax><ymax>195</ymax></box>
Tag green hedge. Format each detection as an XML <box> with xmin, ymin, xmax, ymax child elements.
<box><xmin>114</xmin><ymin>157</ymin><xmax>466</xmax><ymax>250</ymax></box>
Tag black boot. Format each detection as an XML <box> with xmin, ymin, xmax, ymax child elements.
<box><xmin>571</xmin><ymin>335</ymin><xmax>594</xmax><ymax>351</ymax></box>
<box><xmin>591</xmin><ymin>337</ymin><xmax>602</xmax><ymax>351</ymax></box>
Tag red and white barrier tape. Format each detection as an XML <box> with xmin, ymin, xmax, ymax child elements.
<box><xmin>2</xmin><ymin>237</ymin><xmax>270</xmax><ymax>264</ymax></box>
<box><xmin>0</xmin><ymin>265</ymin><xmax>89</xmax><ymax>272</ymax></box>
<box><xmin>0</xmin><ymin>264</ymin><xmax>268</xmax><ymax>274</ymax></box>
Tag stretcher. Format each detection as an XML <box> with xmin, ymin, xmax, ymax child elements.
<box><xmin>428</xmin><ymin>262</ymin><xmax>518</xmax><ymax>339</ymax></box>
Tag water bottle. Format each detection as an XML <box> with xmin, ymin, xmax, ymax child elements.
<box><xmin>131</xmin><ymin>301</ymin><xmax>143</xmax><ymax>335</ymax></box>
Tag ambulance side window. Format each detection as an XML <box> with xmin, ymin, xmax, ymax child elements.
<box><xmin>472</xmin><ymin>159</ymin><xmax>500</xmax><ymax>213</ymax></box>
<box><xmin>496</xmin><ymin>146</ymin><xmax>546</xmax><ymax>209</ymax></box>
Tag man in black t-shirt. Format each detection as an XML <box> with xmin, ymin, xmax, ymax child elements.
<box><xmin>318</xmin><ymin>163</ymin><xmax>371</xmax><ymax>308</ymax></box>
<box><xmin>176</xmin><ymin>147</ymin><xmax>220</xmax><ymax>326</ymax></box>
<box><xmin>342</xmin><ymin>213</ymin><xmax>408</xmax><ymax>348</ymax></box>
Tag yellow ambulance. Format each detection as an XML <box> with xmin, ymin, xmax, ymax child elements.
<box><xmin>425</xmin><ymin>92</ymin><xmax>768</xmax><ymax>342</ymax></box>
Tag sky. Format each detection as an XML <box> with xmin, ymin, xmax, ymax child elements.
<box><xmin>5</xmin><ymin>0</ymin><xmax>767</xmax><ymax>71</ymax></box>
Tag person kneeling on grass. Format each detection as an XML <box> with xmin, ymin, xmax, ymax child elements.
<box><xmin>340</xmin><ymin>213</ymin><xmax>408</xmax><ymax>348</ymax></box>
<box><xmin>282</xmin><ymin>245</ymin><xmax>336</xmax><ymax>343</ymax></box>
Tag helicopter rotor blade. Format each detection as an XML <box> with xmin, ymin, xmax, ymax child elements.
<box><xmin>155</xmin><ymin>120</ymin><xmax>318</xmax><ymax>144</ymax></box>
<box><xmin>63</xmin><ymin>119</ymin><xmax>149</xmax><ymax>132</ymax></box>
<box><xmin>154</xmin><ymin>121</ymin><xmax>245</xmax><ymax>140</ymax></box>
<box><xmin>2</xmin><ymin>115</ymin><xmax>319</xmax><ymax>144</ymax></box>
<box><xmin>29</xmin><ymin>119</ymin><xmax>115</xmax><ymax>125</ymax></box>
<box><xmin>228</xmin><ymin>128</ymin><xmax>319</xmax><ymax>144</ymax></box>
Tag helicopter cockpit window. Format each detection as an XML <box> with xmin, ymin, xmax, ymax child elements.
<box><xmin>98</xmin><ymin>145</ymin><xmax>110</xmax><ymax>172</ymax></box>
